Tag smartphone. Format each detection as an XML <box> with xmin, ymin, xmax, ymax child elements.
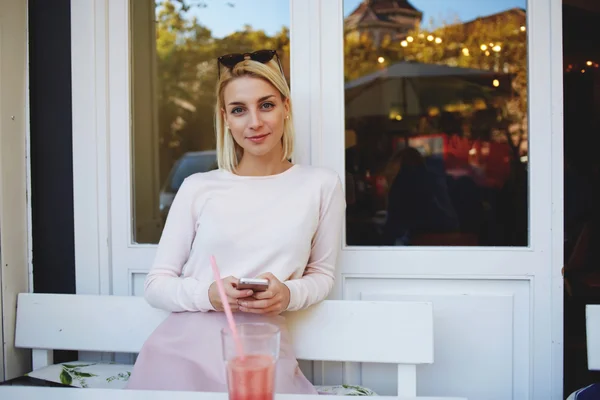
<box><xmin>237</xmin><ymin>278</ymin><xmax>269</xmax><ymax>292</ymax></box>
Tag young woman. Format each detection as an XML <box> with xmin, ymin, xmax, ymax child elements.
<box><xmin>126</xmin><ymin>50</ymin><xmax>345</xmax><ymax>394</ymax></box>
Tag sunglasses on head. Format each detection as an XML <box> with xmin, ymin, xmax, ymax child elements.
<box><xmin>217</xmin><ymin>49</ymin><xmax>284</xmax><ymax>79</ymax></box>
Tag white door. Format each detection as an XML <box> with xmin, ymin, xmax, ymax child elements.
<box><xmin>315</xmin><ymin>1</ymin><xmax>563</xmax><ymax>399</ymax></box>
<box><xmin>71</xmin><ymin>0</ymin><xmax>564</xmax><ymax>398</ymax></box>
<box><xmin>0</xmin><ymin>0</ymin><xmax>31</xmax><ymax>380</ymax></box>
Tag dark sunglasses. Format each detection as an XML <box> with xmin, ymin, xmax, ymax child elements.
<box><xmin>217</xmin><ymin>49</ymin><xmax>284</xmax><ymax>79</ymax></box>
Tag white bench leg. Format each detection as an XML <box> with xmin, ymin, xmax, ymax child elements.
<box><xmin>397</xmin><ymin>364</ymin><xmax>416</xmax><ymax>397</ymax></box>
<box><xmin>32</xmin><ymin>349</ymin><xmax>53</xmax><ymax>370</ymax></box>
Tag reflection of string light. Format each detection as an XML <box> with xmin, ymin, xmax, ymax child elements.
<box><xmin>485</xmin><ymin>50</ymin><xmax>490</xmax><ymax>56</ymax></box>
<box><xmin>566</xmin><ymin>61</ymin><xmax>599</xmax><ymax>73</ymax></box>
<box><xmin>493</xmin><ymin>79</ymin><xmax>500</xmax><ymax>87</ymax></box>
<box><xmin>480</xmin><ymin>44</ymin><xmax>487</xmax><ymax>51</ymax></box>
<box><xmin>435</xmin><ymin>37</ymin><xmax>442</xmax><ymax>44</ymax></box>
<box><xmin>520</xmin><ymin>26</ymin><xmax>526</xmax><ymax>32</ymax></box>
<box><xmin>401</xmin><ymin>40</ymin><xmax>408</xmax><ymax>47</ymax></box>
<box><xmin>493</xmin><ymin>45</ymin><xmax>501</xmax><ymax>52</ymax></box>
<box><xmin>378</xmin><ymin>56</ymin><xmax>385</xmax><ymax>63</ymax></box>
<box><xmin>427</xmin><ymin>35</ymin><xmax>434</xmax><ymax>41</ymax></box>
<box><xmin>395</xmin><ymin>115</ymin><xmax>403</xmax><ymax>121</ymax></box>
<box><xmin>407</xmin><ymin>36</ymin><xmax>414</xmax><ymax>42</ymax></box>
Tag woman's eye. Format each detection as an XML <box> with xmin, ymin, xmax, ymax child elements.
<box><xmin>231</xmin><ymin>107</ymin><xmax>243</xmax><ymax>114</ymax></box>
<box><xmin>261</xmin><ymin>102</ymin><xmax>275</xmax><ymax>110</ymax></box>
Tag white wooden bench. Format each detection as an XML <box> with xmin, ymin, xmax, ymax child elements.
<box><xmin>15</xmin><ymin>293</ymin><xmax>437</xmax><ymax>397</ymax></box>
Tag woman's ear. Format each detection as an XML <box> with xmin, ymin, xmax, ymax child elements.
<box><xmin>283</xmin><ymin>97</ymin><xmax>290</xmax><ymax>116</ymax></box>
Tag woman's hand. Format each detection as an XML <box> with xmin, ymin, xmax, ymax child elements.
<box><xmin>208</xmin><ymin>276</ymin><xmax>254</xmax><ymax>312</ymax></box>
<box><xmin>238</xmin><ymin>273</ymin><xmax>291</xmax><ymax>316</ymax></box>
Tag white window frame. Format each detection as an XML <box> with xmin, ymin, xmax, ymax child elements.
<box><xmin>71</xmin><ymin>0</ymin><xmax>564</xmax><ymax>397</ymax></box>
<box><xmin>71</xmin><ymin>0</ymin><xmax>317</xmax><ymax>296</ymax></box>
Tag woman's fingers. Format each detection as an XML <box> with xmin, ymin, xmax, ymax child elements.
<box><xmin>251</xmin><ymin>290</ymin><xmax>274</xmax><ymax>300</ymax></box>
<box><xmin>239</xmin><ymin>296</ymin><xmax>278</xmax><ymax>310</ymax></box>
<box><xmin>240</xmin><ymin>303</ymin><xmax>281</xmax><ymax>315</ymax></box>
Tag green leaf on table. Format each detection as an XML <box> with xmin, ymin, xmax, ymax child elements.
<box><xmin>60</xmin><ymin>370</ymin><xmax>73</xmax><ymax>385</ymax></box>
<box><xmin>73</xmin><ymin>371</ymin><xmax>96</xmax><ymax>378</ymax></box>
<box><xmin>62</xmin><ymin>363</ymin><xmax>95</xmax><ymax>369</ymax></box>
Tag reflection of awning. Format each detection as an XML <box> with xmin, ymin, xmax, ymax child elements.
<box><xmin>345</xmin><ymin>61</ymin><xmax>493</xmax><ymax>89</ymax></box>
<box><xmin>345</xmin><ymin>61</ymin><xmax>510</xmax><ymax>118</ymax></box>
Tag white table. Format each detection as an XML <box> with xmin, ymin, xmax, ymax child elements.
<box><xmin>0</xmin><ymin>387</ymin><xmax>467</xmax><ymax>399</ymax></box>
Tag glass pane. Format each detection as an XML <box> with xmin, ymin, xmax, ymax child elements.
<box><xmin>131</xmin><ymin>0</ymin><xmax>290</xmax><ymax>243</ymax></box>
<box><xmin>343</xmin><ymin>0</ymin><xmax>528</xmax><ymax>247</ymax></box>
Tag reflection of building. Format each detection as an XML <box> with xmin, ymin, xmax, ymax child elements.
<box><xmin>460</xmin><ymin>8</ymin><xmax>526</xmax><ymax>33</ymax></box>
<box><xmin>345</xmin><ymin>0</ymin><xmax>422</xmax><ymax>46</ymax></box>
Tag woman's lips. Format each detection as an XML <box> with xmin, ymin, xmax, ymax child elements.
<box><xmin>246</xmin><ymin>133</ymin><xmax>270</xmax><ymax>144</ymax></box>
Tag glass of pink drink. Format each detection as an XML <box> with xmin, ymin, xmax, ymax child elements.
<box><xmin>221</xmin><ymin>323</ymin><xmax>280</xmax><ymax>400</ymax></box>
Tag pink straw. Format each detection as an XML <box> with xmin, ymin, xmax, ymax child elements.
<box><xmin>210</xmin><ymin>255</ymin><xmax>245</xmax><ymax>359</ymax></box>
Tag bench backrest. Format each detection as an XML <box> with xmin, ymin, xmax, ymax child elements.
<box><xmin>587</xmin><ymin>304</ymin><xmax>600</xmax><ymax>370</ymax></box>
<box><xmin>15</xmin><ymin>293</ymin><xmax>433</xmax><ymax>396</ymax></box>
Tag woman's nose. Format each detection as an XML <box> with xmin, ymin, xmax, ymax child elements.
<box><xmin>248</xmin><ymin>110</ymin><xmax>263</xmax><ymax>129</ymax></box>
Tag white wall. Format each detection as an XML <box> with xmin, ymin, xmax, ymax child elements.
<box><xmin>0</xmin><ymin>0</ymin><xmax>31</xmax><ymax>380</ymax></box>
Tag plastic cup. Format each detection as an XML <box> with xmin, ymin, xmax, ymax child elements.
<box><xmin>221</xmin><ymin>323</ymin><xmax>280</xmax><ymax>400</ymax></box>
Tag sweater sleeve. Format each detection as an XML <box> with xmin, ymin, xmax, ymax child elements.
<box><xmin>284</xmin><ymin>173</ymin><xmax>345</xmax><ymax>311</ymax></box>
<box><xmin>144</xmin><ymin>177</ymin><xmax>215</xmax><ymax>313</ymax></box>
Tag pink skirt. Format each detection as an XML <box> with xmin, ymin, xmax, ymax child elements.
<box><xmin>126</xmin><ymin>311</ymin><xmax>317</xmax><ymax>394</ymax></box>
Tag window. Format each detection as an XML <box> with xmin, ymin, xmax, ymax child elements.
<box><xmin>342</xmin><ymin>0</ymin><xmax>528</xmax><ymax>247</ymax></box>
<box><xmin>131</xmin><ymin>0</ymin><xmax>290</xmax><ymax>244</ymax></box>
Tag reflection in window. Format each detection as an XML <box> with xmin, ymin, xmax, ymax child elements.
<box><xmin>343</xmin><ymin>0</ymin><xmax>528</xmax><ymax>247</ymax></box>
<box><xmin>132</xmin><ymin>0</ymin><xmax>290</xmax><ymax>243</ymax></box>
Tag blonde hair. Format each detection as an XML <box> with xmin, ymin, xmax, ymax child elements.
<box><xmin>215</xmin><ymin>58</ymin><xmax>294</xmax><ymax>172</ymax></box>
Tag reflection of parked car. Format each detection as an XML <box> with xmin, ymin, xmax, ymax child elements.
<box><xmin>159</xmin><ymin>150</ymin><xmax>217</xmax><ymax>218</ymax></box>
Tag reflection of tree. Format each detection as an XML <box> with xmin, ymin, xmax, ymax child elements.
<box><xmin>344</xmin><ymin>11</ymin><xmax>527</xmax><ymax>157</ymax></box>
<box><xmin>154</xmin><ymin>0</ymin><xmax>290</xmax><ymax>182</ymax></box>
<box><xmin>157</xmin><ymin>0</ymin><xmax>236</xmax><ymax>11</ymax></box>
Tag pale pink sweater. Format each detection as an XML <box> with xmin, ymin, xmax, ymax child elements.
<box><xmin>144</xmin><ymin>164</ymin><xmax>345</xmax><ymax>313</ymax></box>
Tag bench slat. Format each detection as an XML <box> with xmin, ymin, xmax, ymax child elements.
<box><xmin>286</xmin><ymin>300</ymin><xmax>433</xmax><ymax>364</ymax></box>
<box><xmin>16</xmin><ymin>293</ymin><xmax>169</xmax><ymax>354</ymax></box>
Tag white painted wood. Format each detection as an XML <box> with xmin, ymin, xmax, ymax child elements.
<box><xmin>31</xmin><ymin>349</ymin><xmax>53</xmax><ymax>370</ymax></box>
<box><xmin>0</xmin><ymin>0</ymin><xmax>31</xmax><ymax>381</ymax></box>
<box><xmin>397</xmin><ymin>365</ymin><xmax>417</xmax><ymax>398</ymax></box>
<box><xmin>549</xmin><ymin>0</ymin><xmax>565</xmax><ymax>397</ymax></box>
<box><xmin>586</xmin><ymin>305</ymin><xmax>600</xmax><ymax>371</ymax></box>
<box><xmin>349</xmin><ymin>278</ymin><xmax>524</xmax><ymax>399</ymax></box>
<box><xmin>0</xmin><ymin>387</ymin><xmax>467</xmax><ymax>400</ymax></box>
<box><xmin>290</xmin><ymin>0</ymin><xmax>315</xmax><ymax>165</ymax></box>
<box><xmin>286</xmin><ymin>300</ymin><xmax>433</xmax><ymax>364</ymax></box>
<box><xmin>15</xmin><ymin>294</ymin><xmax>435</xmax><ymax>396</ymax></box>
<box><xmin>15</xmin><ymin>294</ymin><xmax>168</xmax><ymax>354</ymax></box>
<box><xmin>70</xmin><ymin>0</ymin><xmax>112</xmax><ymax>296</ymax></box>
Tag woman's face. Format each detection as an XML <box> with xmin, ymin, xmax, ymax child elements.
<box><xmin>222</xmin><ymin>76</ymin><xmax>289</xmax><ymax>161</ymax></box>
